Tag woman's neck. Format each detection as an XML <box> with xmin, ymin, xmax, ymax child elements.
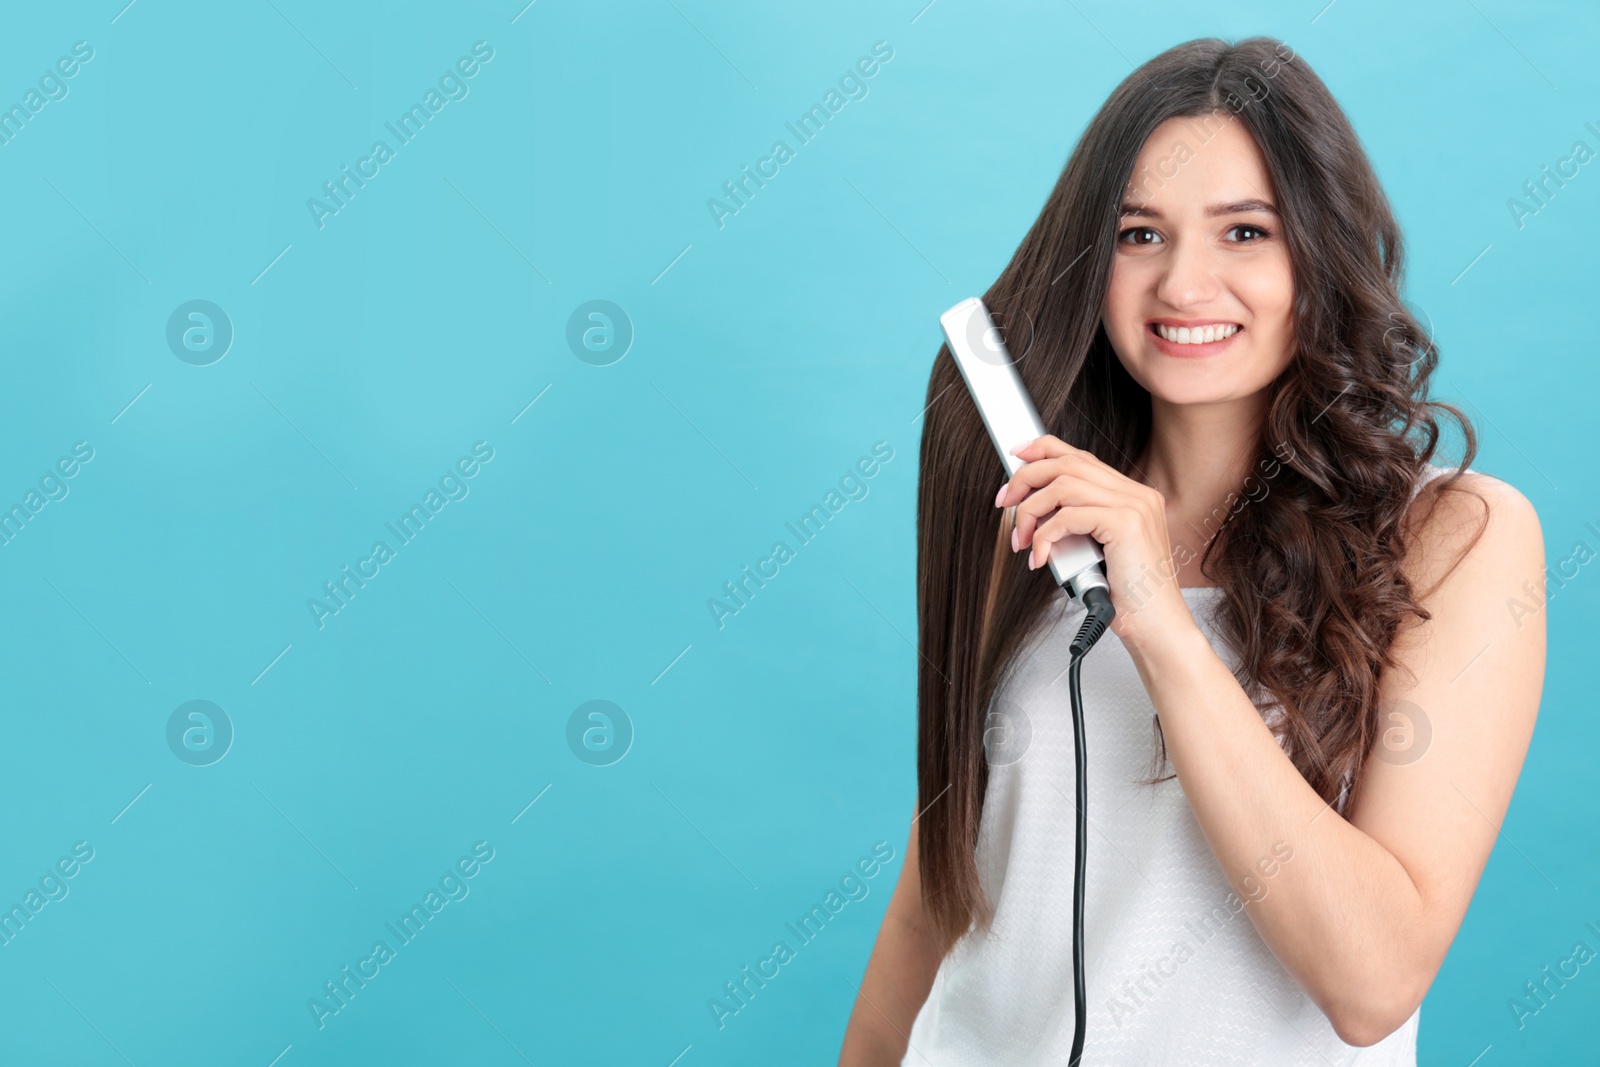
<box><xmin>1136</xmin><ymin>393</ymin><xmax>1270</xmax><ymax>562</ymax></box>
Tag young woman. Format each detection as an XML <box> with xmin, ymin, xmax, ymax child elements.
<box><xmin>838</xmin><ymin>36</ymin><xmax>1545</xmax><ymax>1066</ymax></box>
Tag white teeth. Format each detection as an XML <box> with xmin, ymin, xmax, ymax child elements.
<box><xmin>1155</xmin><ymin>323</ymin><xmax>1238</xmax><ymax>344</ymax></box>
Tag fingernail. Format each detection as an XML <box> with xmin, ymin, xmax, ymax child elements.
<box><xmin>994</xmin><ymin>484</ymin><xmax>1007</xmax><ymax>507</ymax></box>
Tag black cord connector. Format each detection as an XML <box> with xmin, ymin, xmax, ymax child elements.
<box><xmin>1065</xmin><ymin>583</ymin><xmax>1115</xmax><ymax>1067</ymax></box>
<box><xmin>1070</xmin><ymin>584</ymin><xmax>1116</xmax><ymax>657</ymax></box>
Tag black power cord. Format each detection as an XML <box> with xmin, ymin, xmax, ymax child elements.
<box><xmin>1065</xmin><ymin>583</ymin><xmax>1116</xmax><ymax>1066</ymax></box>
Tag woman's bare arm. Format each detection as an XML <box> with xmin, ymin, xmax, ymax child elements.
<box><xmin>1120</xmin><ymin>472</ymin><xmax>1546</xmax><ymax>1045</ymax></box>
<box><xmin>838</xmin><ymin>816</ymin><xmax>942</xmax><ymax>1066</ymax></box>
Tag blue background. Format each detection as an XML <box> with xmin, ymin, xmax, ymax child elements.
<box><xmin>0</xmin><ymin>0</ymin><xmax>1594</xmax><ymax>1064</ymax></box>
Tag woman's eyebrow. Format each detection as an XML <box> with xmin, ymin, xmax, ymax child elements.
<box><xmin>1118</xmin><ymin>199</ymin><xmax>1280</xmax><ymax>218</ymax></box>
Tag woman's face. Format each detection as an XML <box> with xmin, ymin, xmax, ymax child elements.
<box><xmin>1101</xmin><ymin>113</ymin><xmax>1296</xmax><ymax>406</ymax></box>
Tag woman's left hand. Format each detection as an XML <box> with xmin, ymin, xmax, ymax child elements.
<box><xmin>996</xmin><ymin>434</ymin><xmax>1196</xmax><ymax>650</ymax></box>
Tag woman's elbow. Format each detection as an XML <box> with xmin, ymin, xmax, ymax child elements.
<box><xmin>1328</xmin><ymin>975</ymin><xmax>1426</xmax><ymax>1048</ymax></box>
<box><xmin>1332</xmin><ymin>1011</ymin><xmax>1400</xmax><ymax>1049</ymax></box>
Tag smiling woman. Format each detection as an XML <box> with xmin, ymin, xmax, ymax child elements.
<box><xmin>1102</xmin><ymin>122</ymin><xmax>1298</xmax><ymax>408</ymax></box>
<box><xmin>839</xmin><ymin>35</ymin><xmax>1546</xmax><ymax>1067</ymax></box>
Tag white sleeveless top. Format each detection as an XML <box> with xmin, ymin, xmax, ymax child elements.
<box><xmin>902</xmin><ymin>466</ymin><xmax>1452</xmax><ymax>1066</ymax></box>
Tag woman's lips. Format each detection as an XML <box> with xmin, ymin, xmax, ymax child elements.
<box><xmin>1147</xmin><ymin>322</ymin><xmax>1243</xmax><ymax>358</ymax></box>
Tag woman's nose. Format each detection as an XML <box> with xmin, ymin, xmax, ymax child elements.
<box><xmin>1154</xmin><ymin>239</ymin><xmax>1221</xmax><ymax>309</ymax></box>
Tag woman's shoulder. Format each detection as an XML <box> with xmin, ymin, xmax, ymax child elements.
<box><xmin>1414</xmin><ymin>461</ymin><xmax>1535</xmax><ymax>514</ymax></box>
<box><xmin>1406</xmin><ymin>462</ymin><xmax>1543</xmax><ymax>591</ymax></box>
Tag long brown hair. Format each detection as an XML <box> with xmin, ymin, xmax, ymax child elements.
<box><xmin>914</xmin><ymin>36</ymin><xmax>1484</xmax><ymax>955</ymax></box>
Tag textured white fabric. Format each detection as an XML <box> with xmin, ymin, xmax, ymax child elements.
<box><xmin>902</xmin><ymin>467</ymin><xmax>1453</xmax><ymax>1066</ymax></box>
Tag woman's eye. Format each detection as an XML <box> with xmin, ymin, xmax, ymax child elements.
<box><xmin>1118</xmin><ymin>226</ymin><xmax>1161</xmax><ymax>245</ymax></box>
<box><xmin>1226</xmin><ymin>224</ymin><xmax>1271</xmax><ymax>242</ymax></box>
